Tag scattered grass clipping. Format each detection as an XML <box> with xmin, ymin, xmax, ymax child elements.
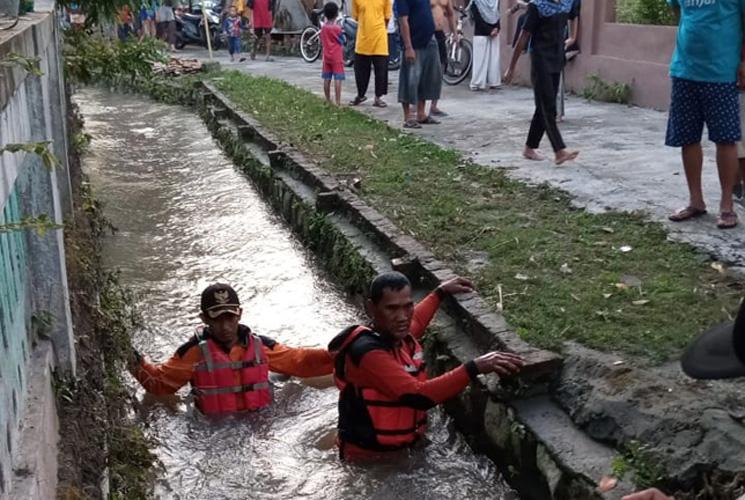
<box><xmin>211</xmin><ymin>70</ymin><xmax>741</xmax><ymax>362</ymax></box>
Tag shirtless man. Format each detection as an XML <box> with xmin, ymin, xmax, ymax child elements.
<box><xmin>429</xmin><ymin>0</ymin><xmax>458</xmax><ymax>117</ymax></box>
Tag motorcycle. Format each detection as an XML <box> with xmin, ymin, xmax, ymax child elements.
<box><xmin>175</xmin><ymin>6</ymin><xmax>223</xmax><ymax>50</ymax></box>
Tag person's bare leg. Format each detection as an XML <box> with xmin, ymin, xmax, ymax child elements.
<box><xmin>555</xmin><ymin>148</ymin><xmax>580</xmax><ymax>165</ymax></box>
<box><xmin>335</xmin><ymin>80</ymin><xmax>342</xmax><ymax>106</ymax></box>
<box><xmin>324</xmin><ymin>80</ymin><xmax>331</xmax><ymax>103</ymax></box>
<box><xmin>682</xmin><ymin>142</ymin><xmax>706</xmax><ymax>210</ymax></box>
<box><xmin>416</xmin><ymin>100</ymin><xmax>427</xmax><ymax>121</ymax></box>
<box><xmin>716</xmin><ymin>143</ymin><xmax>738</xmax><ymax>213</ymax></box>
<box><xmin>430</xmin><ymin>99</ymin><xmax>441</xmax><ymax>114</ymax></box>
<box><xmin>265</xmin><ymin>34</ymin><xmax>272</xmax><ymax>59</ymax></box>
<box><xmin>402</xmin><ymin>103</ymin><xmax>410</xmax><ymax>123</ymax></box>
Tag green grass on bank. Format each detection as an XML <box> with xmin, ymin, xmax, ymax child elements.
<box><xmin>210</xmin><ymin>69</ymin><xmax>740</xmax><ymax>362</ymax></box>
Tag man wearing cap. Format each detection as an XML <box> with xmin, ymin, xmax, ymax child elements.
<box><xmin>128</xmin><ymin>283</ymin><xmax>334</xmax><ymax>415</ymax></box>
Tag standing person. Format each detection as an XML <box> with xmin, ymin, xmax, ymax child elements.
<box><xmin>469</xmin><ymin>0</ymin><xmax>501</xmax><ymax>92</ymax></box>
<box><xmin>249</xmin><ymin>0</ymin><xmax>274</xmax><ymax>61</ymax></box>
<box><xmin>349</xmin><ymin>0</ymin><xmax>392</xmax><ymax>107</ymax></box>
<box><xmin>738</xmin><ymin>91</ymin><xmax>745</xmax><ymax>202</ymax></box>
<box><xmin>139</xmin><ymin>0</ymin><xmax>158</xmax><ymax>39</ymax></box>
<box><xmin>116</xmin><ymin>4</ymin><xmax>134</xmax><ymax>41</ymax></box>
<box><xmin>429</xmin><ymin>0</ymin><xmax>457</xmax><ymax>116</ymax></box>
<box><xmin>328</xmin><ymin>272</ymin><xmax>524</xmax><ymax>461</ymax></box>
<box><xmin>396</xmin><ymin>0</ymin><xmax>443</xmax><ymax>128</ymax></box>
<box><xmin>127</xmin><ymin>283</ymin><xmax>335</xmax><ymax>415</ymax></box>
<box><xmin>321</xmin><ymin>2</ymin><xmax>346</xmax><ymax>106</ymax></box>
<box><xmin>156</xmin><ymin>0</ymin><xmax>177</xmax><ymax>51</ymax></box>
<box><xmin>665</xmin><ymin>0</ymin><xmax>745</xmax><ymax>229</ymax></box>
<box><xmin>223</xmin><ymin>5</ymin><xmax>244</xmax><ymax>62</ymax></box>
<box><xmin>503</xmin><ymin>0</ymin><xmax>580</xmax><ymax>165</ymax></box>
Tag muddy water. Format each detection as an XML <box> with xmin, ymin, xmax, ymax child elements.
<box><xmin>76</xmin><ymin>88</ymin><xmax>515</xmax><ymax>500</ymax></box>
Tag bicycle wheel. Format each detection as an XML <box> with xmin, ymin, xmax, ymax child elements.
<box><xmin>443</xmin><ymin>38</ymin><xmax>472</xmax><ymax>86</ymax></box>
<box><xmin>300</xmin><ymin>26</ymin><xmax>322</xmax><ymax>63</ymax></box>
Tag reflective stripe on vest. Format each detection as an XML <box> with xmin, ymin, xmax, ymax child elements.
<box><xmin>191</xmin><ymin>326</ymin><xmax>272</xmax><ymax>414</ymax></box>
<box><xmin>195</xmin><ymin>382</ymin><xmax>271</xmax><ymax>395</ymax></box>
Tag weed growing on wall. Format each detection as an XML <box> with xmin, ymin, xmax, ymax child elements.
<box><xmin>582</xmin><ymin>74</ymin><xmax>632</xmax><ymax>105</ymax></box>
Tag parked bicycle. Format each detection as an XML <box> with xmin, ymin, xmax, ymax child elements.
<box><xmin>442</xmin><ymin>6</ymin><xmax>472</xmax><ymax>86</ymax></box>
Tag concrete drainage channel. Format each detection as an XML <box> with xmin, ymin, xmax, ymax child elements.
<box><xmin>187</xmin><ymin>80</ymin><xmax>635</xmax><ymax>500</ymax></box>
<box><xmin>141</xmin><ymin>77</ymin><xmax>742</xmax><ymax>499</ymax></box>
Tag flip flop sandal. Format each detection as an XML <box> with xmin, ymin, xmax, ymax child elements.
<box><xmin>403</xmin><ymin>120</ymin><xmax>422</xmax><ymax>129</ymax></box>
<box><xmin>372</xmin><ymin>100</ymin><xmax>387</xmax><ymax>108</ymax></box>
<box><xmin>669</xmin><ymin>206</ymin><xmax>707</xmax><ymax>222</ymax></box>
<box><xmin>349</xmin><ymin>96</ymin><xmax>367</xmax><ymax>106</ymax></box>
<box><xmin>717</xmin><ymin>211</ymin><xmax>738</xmax><ymax>229</ymax></box>
<box><xmin>417</xmin><ymin>116</ymin><xmax>440</xmax><ymax>125</ymax></box>
<box><xmin>430</xmin><ymin>110</ymin><xmax>448</xmax><ymax>117</ymax></box>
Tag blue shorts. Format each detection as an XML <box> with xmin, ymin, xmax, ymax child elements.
<box><xmin>665</xmin><ymin>77</ymin><xmax>741</xmax><ymax>147</ymax></box>
<box><xmin>321</xmin><ymin>72</ymin><xmax>345</xmax><ymax>81</ymax></box>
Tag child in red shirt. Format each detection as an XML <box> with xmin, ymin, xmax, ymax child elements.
<box><xmin>321</xmin><ymin>2</ymin><xmax>346</xmax><ymax>105</ymax></box>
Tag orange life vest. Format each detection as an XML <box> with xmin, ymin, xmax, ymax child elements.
<box><xmin>330</xmin><ymin>325</ymin><xmax>428</xmax><ymax>452</ymax></box>
<box><xmin>191</xmin><ymin>327</ymin><xmax>272</xmax><ymax>415</ymax></box>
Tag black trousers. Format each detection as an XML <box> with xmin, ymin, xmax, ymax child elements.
<box><xmin>526</xmin><ymin>65</ymin><xmax>566</xmax><ymax>152</ymax></box>
<box><xmin>354</xmin><ymin>54</ymin><xmax>388</xmax><ymax>98</ymax></box>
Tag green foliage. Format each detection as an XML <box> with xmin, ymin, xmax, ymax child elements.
<box><xmin>582</xmin><ymin>74</ymin><xmax>632</xmax><ymax>105</ymax></box>
<box><xmin>612</xmin><ymin>441</ymin><xmax>667</xmax><ymax>488</ymax></box>
<box><xmin>0</xmin><ymin>141</ymin><xmax>60</xmax><ymax>169</ymax></box>
<box><xmin>0</xmin><ymin>214</ymin><xmax>61</xmax><ymax>235</ymax></box>
<box><xmin>616</xmin><ymin>0</ymin><xmax>677</xmax><ymax>25</ymax></box>
<box><xmin>0</xmin><ymin>52</ymin><xmax>43</xmax><ymax>76</ymax></box>
<box><xmin>210</xmin><ymin>70</ymin><xmax>742</xmax><ymax>361</ymax></box>
<box><xmin>64</xmin><ymin>30</ymin><xmax>167</xmax><ymax>85</ymax></box>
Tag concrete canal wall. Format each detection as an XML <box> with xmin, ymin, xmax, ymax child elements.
<box><xmin>0</xmin><ymin>1</ymin><xmax>73</xmax><ymax>497</ymax></box>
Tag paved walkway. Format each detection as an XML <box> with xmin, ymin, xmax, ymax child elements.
<box><xmin>183</xmin><ymin>49</ymin><xmax>745</xmax><ymax>267</ymax></box>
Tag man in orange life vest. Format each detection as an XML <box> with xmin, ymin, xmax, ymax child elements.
<box><xmin>127</xmin><ymin>283</ymin><xmax>334</xmax><ymax>415</ymax></box>
<box><xmin>328</xmin><ymin>271</ymin><xmax>525</xmax><ymax>460</ymax></box>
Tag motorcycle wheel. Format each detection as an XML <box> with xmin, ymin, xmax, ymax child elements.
<box><xmin>443</xmin><ymin>38</ymin><xmax>473</xmax><ymax>86</ymax></box>
<box><xmin>300</xmin><ymin>26</ymin><xmax>321</xmax><ymax>63</ymax></box>
<box><xmin>175</xmin><ymin>37</ymin><xmax>186</xmax><ymax>50</ymax></box>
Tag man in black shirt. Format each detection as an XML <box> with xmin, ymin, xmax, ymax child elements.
<box><xmin>503</xmin><ymin>0</ymin><xmax>580</xmax><ymax>165</ymax></box>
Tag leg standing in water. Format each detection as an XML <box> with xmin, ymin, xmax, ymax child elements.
<box><xmin>665</xmin><ymin>0</ymin><xmax>744</xmax><ymax>229</ymax></box>
<box><xmin>328</xmin><ymin>272</ymin><xmax>524</xmax><ymax>462</ymax></box>
<box><xmin>503</xmin><ymin>0</ymin><xmax>579</xmax><ymax>165</ymax></box>
<box><xmin>127</xmin><ymin>284</ymin><xmax>334</xmax><ymax>416</ymax></box>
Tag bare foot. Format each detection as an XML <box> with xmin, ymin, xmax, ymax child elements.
<box><xmin>523</xmin><ymin>148</ymin><xmax>545</xmax><ymax>161</ymax></box>
<box><xmin>555</xmin><ymin>149</ymin><xmax>579</xmax><ymax>165</ymax></box>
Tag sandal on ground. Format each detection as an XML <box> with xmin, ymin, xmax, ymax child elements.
<box><xmin>350</xmin><ymin>95</ymin><xmax>367</xmax><ymax>106</ymax></box>
<box><xmin>403</xmin><ymin>120</ymin><xmax>422</xmax><ymax>129</ymax></box>
<box><xmin>430</xmin><ymin>109</ymin><xmax>448</xmax><ymax>117</ymax></box>
<box><xmin>372</xmin><ymin>99</ymin><xmax>387</xmax><ymax>108</ymax></box>
<box><xmin>417</xmin><ymin>116</ymin><xmax>440</xmax><ymax>125</ymax></box>
<box><xmin>669</xmin><ymin>206</ymin><xmax>707</xmax><ymax>222</ymax></box>
<box><xmin>717</xmin><ymin>211</ymin><xmax>738</xmax><ymax>229</ymax></box>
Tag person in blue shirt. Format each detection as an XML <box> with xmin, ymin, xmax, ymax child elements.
<box><xmin>666</xmin><ymin>0</ymin><xmax>745</xmax><ymax>229</ymax></box>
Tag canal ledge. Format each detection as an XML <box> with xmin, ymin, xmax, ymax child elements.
<box><xmin>128</xmin><ymin>74</ymin><xmax>745</xmax><ymax>499</ymax></box>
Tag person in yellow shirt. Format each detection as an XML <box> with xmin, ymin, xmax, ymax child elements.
<box><xmin>350</xmin><ymin>0</ymin><xmax>393</xmax><ymax>107</ymax></box>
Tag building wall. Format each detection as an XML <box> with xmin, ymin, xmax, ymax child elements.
<box><xmin>0</xmin><ymin>1</ymin><xmax>73</xmax><ymax>496</ymax></box>
<box><xmin>500</xmin><ymin>0</ymin><xmax>678</xmax><ymax>110</ymax></box>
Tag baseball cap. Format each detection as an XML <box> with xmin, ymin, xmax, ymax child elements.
<box><xmin>200</xmin><ymin>283</ymin><xmax>241</xmax><ymax>319</ymax></box>
<box><xmin>681</xmin><ymin>299</ymin><xmax>745</xmax><ymax>379</ymax></box>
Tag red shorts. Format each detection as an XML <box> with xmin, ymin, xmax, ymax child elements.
<box><xmin>322</xmin><ymin>60</ymin><xmax>345</xmax><ymax>81</ymax></box>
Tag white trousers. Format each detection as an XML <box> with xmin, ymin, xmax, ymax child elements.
<box><xmin>470</xmin><ymin>35</ymin><xmax>501</xmax><ymax>90</ymax></box>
